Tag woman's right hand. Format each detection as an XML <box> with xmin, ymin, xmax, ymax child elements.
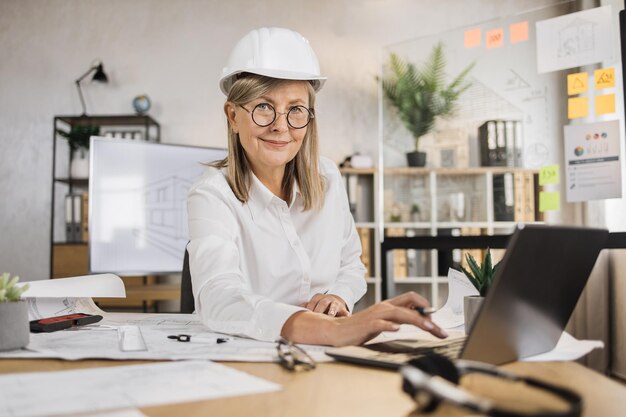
<box><xmin>327</xmin><ymin>291</ymin><xmax>448</xmax><ymax>346</ymax></box>
<box><xmin>281</xmin><ymin>291</ymin><xmax>448</xmax><ymax>347</ymax></box>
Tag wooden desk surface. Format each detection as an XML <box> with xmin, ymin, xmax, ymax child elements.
<box><xmin>1</xmin><ymin>359</ymin><xmax>625</xmax><ymax>417</ymax></box>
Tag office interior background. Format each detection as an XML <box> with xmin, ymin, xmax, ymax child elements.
<box><xmin>1</xmin><ymin>0</ymin><xmax>625</xmax><ymax>379</ymax></box>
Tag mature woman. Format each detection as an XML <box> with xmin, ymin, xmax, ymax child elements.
<box><xmin>187</xmin><ymin>27</ymin><xmax>447</xmax><ymax>346</ymax></box>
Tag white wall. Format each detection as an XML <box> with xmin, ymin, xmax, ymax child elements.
<box><xmin>0</xmin><ymin>0</ymin><xmax>561</xmax><ymax>280</ymax></box>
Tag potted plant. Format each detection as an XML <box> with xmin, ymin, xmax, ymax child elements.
<box><xmin>56</xmin><ymin>125</ymin><xmax>100</xmax><ymax>179</ymax></box>
<box><xmin>459</xmin><ymin>248</ymin><xmax>500</xmax><ymax>332</ymax></box>
<box><xmin>0</xmin><ymin>273</ymin><xmax>30</xmax><ymax>351</ymax></box>
<box><xmin>380</xmin><ymin>43</ymin><xmax>474</xmax><ymax>167</ymax></box>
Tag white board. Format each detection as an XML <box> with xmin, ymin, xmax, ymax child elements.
<box><xmin>89</xmin><ymin>137</ymin><xmax>227</xmax><ymax>274</ymax></box>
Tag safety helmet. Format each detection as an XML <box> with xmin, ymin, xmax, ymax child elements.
<box><xmin>219</xmin><ymin>27</ymin><xmax>327</xmax><ymax>95</ymax></box>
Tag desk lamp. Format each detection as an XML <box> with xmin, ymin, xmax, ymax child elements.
<box><xmin>75</xmin><ymin>61</ymin><xmax>109</xmax><ymax>115</ymax></box>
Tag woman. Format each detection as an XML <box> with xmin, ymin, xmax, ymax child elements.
<box><xmin>187</xmin><ymin>27</ymin><xmax>447</xmax><ymax>346</ymax></box>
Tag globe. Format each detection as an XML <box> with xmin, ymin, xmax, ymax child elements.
<box><xmin>132</xmin><ymin>95</ymin><xmax>151</xmax><ymax>114</ymax></box>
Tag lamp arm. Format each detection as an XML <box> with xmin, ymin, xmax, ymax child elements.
<box><xmin>75</xmin><ymin>66</ymin><xmax>96</xmax><ymax>116</ymax></box>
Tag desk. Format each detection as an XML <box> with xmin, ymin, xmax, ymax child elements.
<box><xmin>1</xmin><ymin>359</ymin><xmax>625</xmax><ymax>416</ymax></box>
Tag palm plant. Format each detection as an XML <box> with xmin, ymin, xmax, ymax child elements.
<box><xmin>459</xmin><ymin>248</ymin><xmax>500</xmax><ymax>297</ymax></box>
<box><xmin>381</xmin><ymin>43</ymin><xmax>474</xmax><ymax>157</ymax></box>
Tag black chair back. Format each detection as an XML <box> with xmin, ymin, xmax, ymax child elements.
<box><xmin>180</xmin><ymin>246</ymin><xmax>195</xmax><ymax>313</ymax></box>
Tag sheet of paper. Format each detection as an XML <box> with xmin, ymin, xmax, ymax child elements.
<box><xmin>568</xmin><ymin>96</ymin><xmax>588</xmax><ymax>119</ymax></box>
<box><xmin>539</xmin><ymin>191</ymin><xmax>560</xmax><ymax>212</ymax></box>
<box><xmin>510</xmin><ymin>21</ymin><xmax>529</xmax><ymax>44</ymax></box>
<box><xmin>26</xmin><ymin>297</ymin><xmax>106</xmax><ymax>321</ymax></box>
<box><xmin>595</xmin><ymin>94</ymin><xmax>615</xmax><ymax>115</ymax></box>
<box><xmin>21</xmin><ymin>274</ymin><xmax>125</xmax><ymax>298</ymax></box>
<box><xmin>0</xmin><ymin>361</ymin><xmax>281</xmax><ymax>417</ymax></box>
<box><xmin>567</xmin><ymin>72</ymin><xmax>588</xmax><ymax>95</ymax></box>
<box><xmin>464</xmin><ymin>28</ymin><xmax>481</xmax><ymax>48</ymax></box>
<box><xmin>0</xmin><ymin>313</ymin><xmax>332</xmax><ymax>363</ymax></box>
<box><xmin>71</xmin><ymin>409</ymin><xmax>147</xmax><ymax>417</ymax></box>
<box><xmin>594</xmin><ymin>67</ymin><xmax>615</xmax><ymax>89</ymax></box>
<box><xmin>536</xmin><ymin>6</ymin><xmax>613</xmax><ymax>73</ymax></box>
<box><xmin>564</xmin><ymin>120</ymin><xmax>622</xmax><ymax>202</ymax></box>
<box><xmin>430</xmin><ymin>268</ymin><xmax>479</xmax><ymax>329</ymax></box>
<box><xmin>523</xmin><ymin>332</ymin><xmax>604</xmax><ymax>362</ymax></box>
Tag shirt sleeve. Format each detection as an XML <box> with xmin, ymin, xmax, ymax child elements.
<box><xmin>187</xmin><ymin>182</ymin><xmax>306</xmax><ymax>342</ymax></box>
<box><xmin>323</xmin><ymin>162</ymin><xmax>368</xmax><ymax>311</ymax></box>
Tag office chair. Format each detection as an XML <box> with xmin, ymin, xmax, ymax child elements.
<box><xmin>180</xmin><ymin>246</ymin><xmax>195</xmax><ymax>313</ymax></box>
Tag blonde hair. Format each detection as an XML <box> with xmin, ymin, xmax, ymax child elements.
<box><xmin>212</xmin><ymin>74</ymin><xmax>325</xmax><ymax>211</ymax></box>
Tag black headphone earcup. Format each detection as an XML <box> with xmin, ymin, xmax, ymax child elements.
<box><xmin>407</xmin><ymin>353</ymin><xmax>460</xmax><ymax>384</ymax></box>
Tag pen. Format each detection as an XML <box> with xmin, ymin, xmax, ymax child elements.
<box><xmin>167</xmin><ymin>334</ymin><xmax>229</xmax><ymax>344</ymax></box>
<box><xmin>415</xmin><ymin>306</ymin><xmax>437</xmax><ymax>315</ymax></box>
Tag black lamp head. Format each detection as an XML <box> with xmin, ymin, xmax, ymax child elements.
<box><xmin>91</xmin><ymin>63</ymin><xmax>108</xmax><ymax>83</ymax></box>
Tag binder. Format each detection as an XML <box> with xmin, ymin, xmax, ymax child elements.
<box><xmin>385</xmin><ymin>228</ymin><xmax>407</xmax><ymax>279</ymax></box>
<box><xmin>513</xmin><ymin>172</ymin><xmax>525</xmax><ymax>222</ymax></box>
<box><xmin>65</xmin><ymin>194</ymin><xmax>82</xmax><ymax>242</ymax></box>
<box><xmin>81</xmin><ymin>192</ymin><xmax>89</xmax><ymax>242</ymax></box>
<box><xmin>496</xmin><ymin>121</ymin><xmax>507</xmax><ymax>165</ymax></box>
<box><xmin>492</xmin><ymin>173</ymin><xmax>514</xmax><ymax>221</ymax></box>
<box><xmin>522</xmin><ymin>173</ymin><xmax>535</xmax><ymax>222</ymax></box>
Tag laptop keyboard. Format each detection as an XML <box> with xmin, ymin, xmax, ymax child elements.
<box><xmin>364</xmin><ymin>337</ymin><xmax>466</xmax><ymax>360</ymax></box>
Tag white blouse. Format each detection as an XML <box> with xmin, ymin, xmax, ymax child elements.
<box><xmin>187</xmin><ymin>157</ymin><xmax>367</xmax><ymax>342</ymax></box>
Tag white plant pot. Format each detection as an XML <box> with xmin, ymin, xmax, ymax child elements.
<box><xmin>70</xmin><ymin>148</ymin><xmax>89</xmax><ymax>179</ymax></box>
<box><xmin>463</xmin><ymin>295</ymin><xmax>484</xmax><ymax>335</ymax></box>
<box><xmin>0</xmin><ymin>300</ymin><xmax>30</xmax><ymax>351</ymax></box>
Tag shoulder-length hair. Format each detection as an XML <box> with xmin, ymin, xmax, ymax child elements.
<box><xmin>212</xmin><ymin>74</ymin><xmax>325</xmax><ymax>211</ymax></box>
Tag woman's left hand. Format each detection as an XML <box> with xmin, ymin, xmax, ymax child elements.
<box><xmin>304</xmin><ymin>293</ymin><xmax>350</xmax><ymax>317</ymax></box>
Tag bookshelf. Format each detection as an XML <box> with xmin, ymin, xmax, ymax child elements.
<box><xmin>341</xmin><ymin>166</ymin><xmax>541</xmax><ymax>308</ymax></box>
<box><xmin>50</xmin><ymin>115</ymin><xmax>168</xmax><ymax>311</ymax></box>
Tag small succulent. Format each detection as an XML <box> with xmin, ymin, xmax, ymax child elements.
<box><xmin>0</xmin><ymin>272</ymin><xmax>29</xmax><ymax>302</ymax></box>
<box><xmin>459</xmin><ymin>248</ymin><xmax>500</xmax><ymax>297</ymax></box>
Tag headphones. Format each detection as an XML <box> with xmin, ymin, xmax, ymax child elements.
<box><xmin>401</xmin><ymin>354</ymin><xmax>582</xmax><ymax>417</ymax></box>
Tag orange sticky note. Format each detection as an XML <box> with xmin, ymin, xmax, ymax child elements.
<box><xmin>567</xmin><ymin>72</ymin><xmax>588</xmax><ymax>95</ymax></box>
<box><xmin>539</xmin><ymin>192</ymin><xmax>560</xmax><ymax>212</ymax></box>
<box><xmin>464</xmin><ymin>28</ymin><xmax>481</xmax><ymax>48</ymax></box>
<box><xmin>596</xmin><ymin>94</ymin><xmax>616</xmax><ymax>115</ymax></box>
<box><xmin>510</xmin><ymin>21</ymin><xmax>529</xmax><ymax>44</ymax></box>
<box><xmin>568</xmin><ymin>97</ymin><xmax>588</xmax><ymax>119</ymax></box>
<box><xmin>594</xmin><ymin>67</ymin><xmax>615</xmax><ymax>89</ymax></box>
<box><xmin>486</xmin><ymin>28</ymin><xmax>504</xmax><ymax>48</ymax></box>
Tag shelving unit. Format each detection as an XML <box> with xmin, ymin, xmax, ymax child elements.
<box><xmin>50</xmin><ymin>115</ymin><xmax>164</xmax><ymax>310</ymax></box>
<box><xmin>341</xmin><ymin>166</ymin><xmax>541</xmax><ymax>308</ymax></box>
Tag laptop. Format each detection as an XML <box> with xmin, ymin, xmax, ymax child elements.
<box><xmin>326</xmin><ymin>224</ymin><xmax>608</xmax><ymax>368</ymax></box>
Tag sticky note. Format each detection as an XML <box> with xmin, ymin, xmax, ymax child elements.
<box><xmin>510</xmin><ymin>21</ymin><xmax>529</xmax><ymax>44</ymax></box>
<box><xmin>539</xmin><ymin>191</ymin><xmax>560</xmax><ymax>212</ymax></box>
<box><xmin>464</xmin><ymin>28</ymin><xmax>481</xmax><ymax>48</ymax></box>
<box><xmin>594</xmin><ymin>67</ymin><xmax>615</xmax><ymax>89</ymax></box>
<box><xmin>568</xmin><ymin>97</ymin><xmax>588</xmax><ymax>119</ymax></box>
<box><xmin>486</xmin><ymin>28</ymin><xmax>504</xmax><ymax>49</ymax></box>
<box><xmin>596</xmin><ymin>94</ymin><xmax>616</xmax><ymax>115</ymax></box>
<box><xmin>539</xmin><ymin>165</ymin><xmax>560</xmax><ymax>186</ymax></box>
<box><xmin>567</xmin><ymin>72</ymin><xmax>588</xmax><ymax>95</ymax></box>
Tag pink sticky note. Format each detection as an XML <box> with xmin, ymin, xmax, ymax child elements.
<box><xmin>464</xmin><ymin>28</ymin><xmax>481</xmax><ymax>48</ymax></box>
<box><xmin>510</xmin><ymin>21</ymin><xmax>529</xmax><ymax>44</ymax></box>
<box><xmin>486</xmin><ymin>28</ymin><xmax>504</xmax><ymax>49</ymax></box>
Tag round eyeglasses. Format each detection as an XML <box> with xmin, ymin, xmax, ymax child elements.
<box><xmin>239</xmin><ymin>103</ymin><xmax>314</xmax><ymax>129</ymax></box>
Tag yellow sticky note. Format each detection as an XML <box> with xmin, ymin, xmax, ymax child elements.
<box><xmin>539</xmin><ymin>191</ymin><xmax>560</xmax><ymax>212</ymax></box>
<box><xmin>594</xmin><ymin>67</ymin><xmax>615</xmax><ymax>89</ymax></box>
<box><xmin>568</xmin><ymin>97</ymin><xmax>588</xmax><ymax>119</ymax></box>
<box><xmin>539</xmin><ymin>165</ymin><xmax>560</xmax><ymax>186</ymax></box>
<box><xmin>486</xmin><ymin>28</ymin><xmax>504</xmax><ymax>49</ymax></box>
<box><xmin>596</xmin><ymin>94</ymin><xmax>616</xmax><ymax>115</ymax></box>
<box><xmin>567</xmin><ymin>72</ymin><xmax>588</xmax><ymax>95</ymax></box>
<box><xmin>510</xmin><ymin>21</ymin><xmax>529</xmax><ymax>44</ymax></box>
<box><xmin>464</xmin><ymin>28</ymin><xmax>481</xmax><ymax>48</ymax></box>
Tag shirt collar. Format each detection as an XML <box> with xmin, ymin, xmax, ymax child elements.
<box><xmin>247</xmin><ymin>172</ymin><xmax>301</xmax><ymax>218</ymax></box>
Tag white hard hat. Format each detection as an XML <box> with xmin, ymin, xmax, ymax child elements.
<box><xmin>219</xmin><ymin>27</ymin><xmax>327</xmax><ymax>96</ymax></box>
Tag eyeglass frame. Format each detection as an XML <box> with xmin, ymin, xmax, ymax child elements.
<box><xmin>238</xmin><ymin>103</ymin><xmax>315</xmax><ymax>129</ymax></box>
<box><xmin>276</xmin><ymin>337</ymin><xmax>317</xmax><ymax>371</ymax></box>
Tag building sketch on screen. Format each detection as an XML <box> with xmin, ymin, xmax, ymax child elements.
<box><xmin>140</xmin><ymin>172</ymin><xmax>195</xmax><ymax>259</ymax></box>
